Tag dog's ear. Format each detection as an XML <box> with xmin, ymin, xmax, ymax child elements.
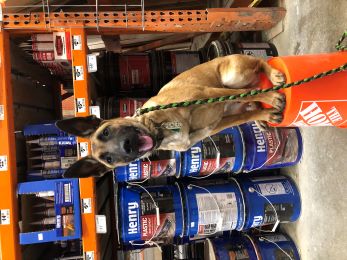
<box><xmin>56</xmin><ymin>115</ymin><xmax>102</xmax><ymax>137</ymax></box>
<box><xmin>63</xmin><ymin>156</ymin><xmax>111</xmax><ymax>178</ymax></box>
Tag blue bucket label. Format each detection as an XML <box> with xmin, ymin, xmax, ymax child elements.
<box><xmin>241</xmin><ymin>122</ymin><xmax>302</xmax><ymax>171</ymax></box>
<box><xmin>182</xmin><ymin>128</ymin><xmax>244</xmax><ymax>176</ymax></box>
<box><xmin>115</xmin><ymin>150</ymin><xmax>180</xmax><ymax>182</ymax></box>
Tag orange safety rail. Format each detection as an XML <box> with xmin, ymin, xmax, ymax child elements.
<box><xmin>70</xmin><ymin>27</ymin><xmax>100</xmax><ymax>260</ymax></box>
<box><xmin>0</xmin><ymin>30</ymin><xmax>21</xmax><ymax>259</ymax></box>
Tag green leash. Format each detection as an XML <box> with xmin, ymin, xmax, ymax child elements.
<box><xmin>135</xmin><ymin>31</ymin><xmax>347</xmax><ymax>117</ymax></box>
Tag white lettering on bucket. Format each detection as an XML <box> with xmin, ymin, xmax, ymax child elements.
<box><xmin>189</xmin><ymin>146</ymin><xmax>201</xmax><ymax>173</ymax></box>
<box><xmin>251</xmin><ymin>122</ymin><xmax>266</xmax><ymax>152</ymax></box>
<box><xmin>142</xmin><ymin>217</ymin><xmax>148</xmax><ymax>237</ymax></box>
<box><xmin>128</xmin><ymin>162</ymin><xmax>139</xmax><ymax>180</ymax></box>
<box><xmin>252</xmin><ymin>215</ymin><xmax>263</xmax><ymax>227</ymax></box>
<box><xmin>294</xmin><ymin>102</ymin><xmax>333</xmax><ymax>126</ymax></box>
<box><xmin>326</xmin><ymin>106</ymin><xmax>343</xmax><ymax>123</ymax></box>
<box><xmin>128</xmin><ymin>202</ymin><xmax>139</xmax><ymax>234</ymax></box>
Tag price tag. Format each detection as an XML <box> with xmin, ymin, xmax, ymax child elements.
<box><xmin>76</xmin><ymin>98</ymin><xmax>86</xmax><ymax>113</ymax></box>
<box><xmin>85</xmin><ymin>251</ymin><xmax>95</xmax><ymax>260</ymax></box>
<box><xmin>82</xmin><ymin>198</ymin><xmax>92</xmax><ymax>214</ymax></box>
<box><xmin>0</xmin><ymin>209</ymin><xmax>10</xmax><ymax>225</ymax></box>
<box><xmin>0</xmin><ymin>105</ymin><xmax>4</xmax><ymax>120</ymax></box>
<box><xmin>89</xmin><ymin>106</ymin><xmax>100</xmax><ymax>118</ymax></box>
<box><xmin>79</xmin><ymin>142</ymin><xmax>89</xmax><ymax>157</ymax></box>
<box><xmin>72</xmin><ymin>35</ymin><xmax>82</xmax><ymax>50</ymax></box>
<box><xmin>87</xmin><ymin>54</ymin><xmax>98</xmax><ymax>73</ymax></box>
<box><xmin>96</xmin><ymin>215</ymin><xmax>107</xmax><ymax>234</ymax></box>
<box><xmin>0</xmin><ymin>156</ymin><xmax>8</xmax><ymax>171</ymax></box>
<box><xmin>73</xmin><ymin>66</ymin><xmax>84</xmax><ymax>81</ymax></box>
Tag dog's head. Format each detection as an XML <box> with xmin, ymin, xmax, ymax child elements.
<box><xmin>56</xmin><ymin>115</ymin><xmax>157</xmax><ymax>178</ymax></box>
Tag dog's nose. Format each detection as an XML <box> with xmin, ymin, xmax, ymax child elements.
<box><xmin>123</xmin><ymin>139</ymin><xmax>132</xmax><ymax>154</ymax></box>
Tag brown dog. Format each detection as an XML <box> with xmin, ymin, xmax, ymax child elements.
<box><xmin>57</xmin><ymin>54</ymin><xmax>285</xmax><ymax>178</ymax></box>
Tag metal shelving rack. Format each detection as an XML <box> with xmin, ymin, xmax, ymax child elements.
<box><xmin>0</xmin><ymin>2</ymin><xmax>285</xmax><ymax>259</ymax></box>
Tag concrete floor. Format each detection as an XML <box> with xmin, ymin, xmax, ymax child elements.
<box><xmin>264</xmin><ymin>1</ymin><xmax>347</xmax><ymax>259</ymax></box>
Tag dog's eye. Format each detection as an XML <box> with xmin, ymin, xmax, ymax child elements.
<box><xmin>105</xmin><ymin>156</ymin><xmax>113</xmax><ymax>164</ymax></box>
<box><xmin>102</xmin><ymin>127</ymin><xmax>110</xmax><ymax>137</ymax></box>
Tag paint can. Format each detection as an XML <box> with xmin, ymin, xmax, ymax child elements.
<box><xmin>114</xmin><ymin>150</ymin><xmax>181</xmax><ymax>182</ymax></box>
<box><xmin>235</xmin><ymin>176</ymin><xmax>301</xmax><ymax>230</ymax></box>
<box><xmin>118</xmin><ymin>183</ymin><xmax>184</xmax><ymax>245</ymax></box>
<box><xmin>239</xmin><ymin>121</ymin><xmax>303</xmax><ymax>171</ymax></box>
<box><xmin>204</xmin><ymin>234</ymin><xmax>259</xmax><ymax>260</ymax></box>
<box><xmin>253</xmin><ymin>233</ymin><xmax>300</xmax><ymax>260</ymax></box>
<box><xmin>207</xmin><ymin>40</ymin><xmax>278</xmax><ymax>60</ymax></box>
<box><xmin>182</xmin><ymin>180</ymin><xmax>245</xmax><ymax>237</ymax></box>
<box><xmin>181</xmin><ymin>127</ymin><xmax>244</xmax><ymax>177</ymax></box>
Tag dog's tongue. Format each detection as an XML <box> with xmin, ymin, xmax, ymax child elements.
<box><xmin>139</xmin><ymin>135</ymin><xmax>153</xmax><ymax>152</ymax></box>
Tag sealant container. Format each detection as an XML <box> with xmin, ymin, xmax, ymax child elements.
<box><xmin>114</xmin><ymin>150</ymin><xmax>181</xmax><ymax>182</ymax></box>
<box><xmin>239</xmin><ymin>121</ymin><xmax>303</xmax><ymax>171</ymax></box>
<box><xmin>181</xmin><ymin>127</ymin><xmax>244</xmax><ymax>177</ymax></box>
<box><xmin>182</xmin><ymin>180</ymin><xmax>245</xmax><ymax>237</ymax></box>
<box><xmin>118</xmin><ymin>184</ymin><xmax>184</xmax><ymax>244</ymax></box>
<box><xmin>235</xmin><ymin>175</ymin><xmax>301</xmax><ymax>230</ymax></box>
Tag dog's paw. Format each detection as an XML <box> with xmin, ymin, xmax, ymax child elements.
<box><xmin>265</xmin><ymin>92</ymin><xmax>286</xmax><ymax>111</ymax></box>
<box><xmin>265</xmin><ymin>108</ymin><xmax>284</xmax><ymax>124</ymax></box>
<box><xmin>270</xmin><ymin>69</ymin><xmax>286</xmax><ymax>86</ymax></box>
<box><xmin>255</xmin><ymin>120</ymin><xmax>270</xmax><ymax>131</ymax></box>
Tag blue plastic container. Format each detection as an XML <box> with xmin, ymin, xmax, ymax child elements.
<box><xmin>114</xmin><ymin>151</ymin><xmax>181</xmax><ymax>182</ymax></box>
<box><xmin>182</xmin><ymin>180</ymin><xmax>245</xmax><ymax>237</ymax></box>
<box><xmin>236</xmin><ymin>176</ymin><xmax>301</xmax><ymax>230</ymax></box>
<box><xmin>239</xmin><ymin>122</ymin><xmax>303</xmax><ymax>172</ymax></box>
<box><xmin>181</xmin><ymin>127</ymin><xmax>244</xmax><ymax>177</ymax></box>
<box><xmin>253</xmin><ymin>233</ymin><xmax>300</xmax><ymax>260</ymax></box>
<box><xmin>206</xmin><ymin>235</ymin><xmax>259</xmax><ymax>260</ymax></box>
<box><xmin>118</xmin><ymin>184</ymin><xmax>184</xmax><ymax>244</ymax></box>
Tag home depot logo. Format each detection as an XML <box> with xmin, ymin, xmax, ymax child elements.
<box><xmin>293</xmin><ymin>101</ymin><xmax>345</xmax><ymax>126</ymax></box>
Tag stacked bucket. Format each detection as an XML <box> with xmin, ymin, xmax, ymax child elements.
<box><xmin>115</xmin><ymin>122</ymin><xmax>302</xmax><ymax>259</ymax></box>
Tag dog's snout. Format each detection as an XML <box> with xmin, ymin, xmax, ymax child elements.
<box><xmin>123</xmin><ymin>139</ymin><xmax>132</xmax><ymax>154</ymax></box>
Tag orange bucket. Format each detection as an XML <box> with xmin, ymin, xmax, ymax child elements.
<box><xmin>260</xmin><ymin>52</ymin><xmax>347</xmax><ymax>127</ymax></box>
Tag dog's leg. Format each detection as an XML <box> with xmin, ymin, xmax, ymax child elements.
<box><xmin>219</xmin><ymin>55</ymin><xmax>285</xmax><ymax>88</ymax></box>
<box><xmin>210</xmin><ymin>108</ymin><xmax>282</xmax><ymax>135</ymax></box>
<box><xmin>205</xmin><ymin>87</ymin><xmax>285</xmax><ymax>111</ymax></box>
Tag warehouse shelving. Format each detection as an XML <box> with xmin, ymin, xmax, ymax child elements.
<box><xmin>0</xmin><ymin>3</ymin><xmax>285</xmax><ymax>259</ymax></box>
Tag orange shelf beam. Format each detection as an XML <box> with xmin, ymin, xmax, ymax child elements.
<box><xmin>0</xmin><ymin>30</ymin><xmax>21</xmax><ymax>260</ymax></box>
<box><xmin>70</xmin><ymin>27</ymin><xmax>100</xmax><ymax>260</ymax></box>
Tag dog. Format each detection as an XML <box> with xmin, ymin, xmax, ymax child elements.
<box><xmin>56</xmin><ymin>54</ymin><xmax>286</xmax><ymax>178</ymax></box>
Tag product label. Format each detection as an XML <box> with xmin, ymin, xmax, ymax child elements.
<box><xmin>0</xmin><ymin>105</ymin><xmax>4</xmax><ymax>120</ymax></box>
<box><xmin>73</xmin><ymin>66</ymin><xmax>84</xmax><ymax>81</ymax></box>
<box><xmin>195</xmin><ymin>192</ymin><xmax>238</xmax><ymax>234</ymax></box>
<box><xmin>242</xmin><ymin>49</ymin><xmax>268</xmax><ymax>59</ymax></box>
<box><xmin>72</xmin><ymin>35</ymin><xmax>82</xmax><ymax>50</ymax></box>
<box><xmin>76</xmin><ymin>98</ymin><xmax>86</xmax><ymax>113</ymax></box>
<box><xmin>131</xmin><ymin>69</ymin><xmax>140</xmax><ymax>84</ymax></box>
<box><xmin>85</xmin><ymin>251</ymin><xmax>95</xmax><ymax>260</ymax></box>
<box><xmin>118</xmin><ymin>150</ymin><xmax>178</xmax><ymax>181</ymax></box>
<box><xmin>96</xmin><ymin>215</ymin><xmax>107</xmax><ymax>234</ymax></box>
<box><xmin>82</xmin><ymin>198</ymin><xmax>92</xmax><ymax>214</ymax></box>
<box><xmin>258</xmin><ymin>182</ymin><xmax>286</xmax><ymax>196</ymax></box>
<box><xmin>79</xmin><ymin>142</ymin><xmax>89</xmax><ymax>157</ymax></box>
<box><xmin>60</xmin><ymin>157</ymin><xmax>77</xmax><ymax>169</ymax></box>
<box><xmin>248</xmin><ymin>122</ymin><xmax>300</xmax><ymax>168</ymax></box>
<box><xmin>292</xmin><ymin>101</ymin><xmax>347</xmax><ymax>127</ymax></box>
<box><xmin>184</xmin><ymin>132</ymin><xmax>236</xmax><ymax>176</ymax></box>
<box><xmin>0</xmin><ymin>209</ymin><xmax>10</xmax><ymax>225</ymax></box>
<box><xmin>139</xmin><ymin>189</ymin><xmax>176</xmax><ymax>243</ymax></box>
<box><xmin>87</xmin><ymin>54</ymin><xmax>98</xmax><ymax>72</ymax></box>
<box><xmin>0</xmin><ymin>155</ymin><xmax>8</xmax><ymax>171</ymax></box>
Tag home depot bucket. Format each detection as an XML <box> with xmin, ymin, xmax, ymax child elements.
<box><xmin>118</xmin><ymin>184</ymin><xmax>184</xmax><ymax>244</ymax></box>
<box><xmin>235</xmin><ymin>176</ymin><xmax>301</xmax><ymax>230</ymax></box>
<box><xmin>260</xmin><ymin>52</ymin><xmax>347</xmax><ymax>127</ymax></box>
<box><xmin>239</xmin><ymin>121</ymin><xmax>303</xmax><ymax>172</ymax></box>
<box><xmin>181</xmin><ymin>127</ymin><xmax>244</xmax><ymax>177</ymax></box>
<box><xmin>253</xmin><ymin>233</ymin><xmax>300</xmax><ymax>260</ymax></box>
<box><xmin>182</xmin><ymin>180</ymin><xmax>245</xmax><ymax>237</ymax></box>
<box><xmin>204</xmin><ymin>235</ymin><xmax>259</xmax><ymax>260</ymax></box>
<box><xmin>114</xmin><ymin>150</ymin><xmax>181</xmax><ymax>182</ymax></box>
